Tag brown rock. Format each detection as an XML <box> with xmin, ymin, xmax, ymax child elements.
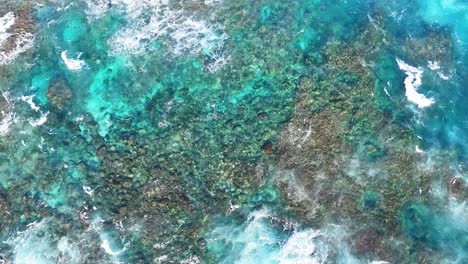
<box><xmin>46</xmin><ymin>79</ymin><xmax>72</xmax><ymax>110</ymax></box>
<box><xmin>350</xmin><ymin>228</ymin><xmax>387</xmax><ymax>259</ymax></box>
<box><xmin>261</xmin><ymin>141</ymin><xmax>273</xmax><ymax>154</ymax></box>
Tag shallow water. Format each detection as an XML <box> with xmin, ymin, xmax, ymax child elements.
<box><xmin>0</xmin><ymin>0</ymin><xmax>467</xmax><ymax>263</ymax></box>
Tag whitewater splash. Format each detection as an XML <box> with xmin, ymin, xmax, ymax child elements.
<box><xmin>91</xmin><ymin>0</ymin><xmax>229</xmax><ymax>71</ymax></box>
<box><xmin>61</xmin><ymin>51</ymin><xmax>87</xmax><ymax>71</ymax></box>
<box><xmin>427</xmin><ymin>60</ymin><xmax>450</xmax><ymax>80</ymax></box>
<box><xmin>0</xmin><ymin>92</ymin><xmax>50</xmax><ymax>137</ymax></box>
<box><xmin>396</xmin><ymin>58</ymin><xmax>435</xmax><ymax>108</ymax></box>
<box><xmin>207</xmin><ymin>209</ymin><xmax>329</xmax><ymax>264</ymax></box>
<box><xmin>0</xmin><ymin>92</ymin><xmax>17</xmax><ymax>136</ymax></box>
<box><xmin>4</xmin><ymin>219</ymin><xmax>82</xmax><ymax>264</ymax></box>
<box><xmin>207</xmin><ymin>206</ymin><xmax>396</xmax><ymax>264</ymax></box>
<box><xmin>0</xmin><ymin>12</ymin><xmax>15</xmax><ymax>44</ymax></box>
<box><xmin>20</xmin><ymin>95</ymin><xmax>49</xmax><ymax>127</ymax></box>
<box><xmin>0</xmin><ymin>12</ymin><xmax>34</xmax><ymax>65</ymax></box>
<box><xmin>0</xmin><ymin>109</ymin><xmax>16</xmax><ymax>135</ymax></box>
<box><xmin>4</xmin><ymin>214</ymin><xmax>131</xmax><ymax>264</ymax></box>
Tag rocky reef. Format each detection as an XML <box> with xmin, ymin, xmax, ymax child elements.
<box><xmin>0</xmin><ymin>0</ymin><xmax>466</xmax><ymax>263</ymax></box>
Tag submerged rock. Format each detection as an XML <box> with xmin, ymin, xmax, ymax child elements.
<box><xmin>0</xmin><ymin>7</ymin><xmax>35</xmax><ymax>65</ymax></box>
<box><xmin>261</xmin><ymin>140</ymin><xmax>273</xmax><ymax>154</ymax></box>
<box><xmin>46</xmin><ymin>79</ymin><xmax>72</xmax><ymax>110</ymax></box>
<box><xmin>362</xmin><ymin>191</ymin><xmax>379</xmax><ymax>210</ymax></box>
<box><xmin>350</xmin><ymin>228</ymin><xmax>387</xmax><ymax>259</ymax></box>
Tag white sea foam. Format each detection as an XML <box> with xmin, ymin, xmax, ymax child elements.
<box><xmin>61</xmin><ymin>51</ymin><xmax>87</xmax><ymax>71</ymax></box>
<box><xmin>383</xmin><ymin>86</ymin><xmax>391</xmax><ymax>97</ymax></box>
<box><xmin>5</xmin><ymin>219</ymin><xmax>81</xmax><ymax>264</ymax></box>
<box><xmin>208</xmin><ymin>209</ymin><xmax>328</xmax><ymax>264</ymax></box>
<box><xmin>85</xmin><ymin>0</ymin><xmax>112</xmax><ymax>19</ymax></box>
<box><xmin>0</xmin><ymin>12</ymin><xmax>34</xmax><ymax>65</ymax></box>
<box><xmin>21</xmin><ymin>95</ymin><xmax>48</xmax><ymax>127</ymax></box>
<box><xmin>0</xmin><ymin>110</ymin><xmax>16</xmax><ymax>135</ymax></box>
<box><xmin>437</xmin><ymin>72</ymin><xmax>450</xmax><ymax>80</ymax></box>
<box><xmin>427</xmin><ymin>60</ymin><xmax>450</xmax><ymax>80</ymax></box>
<box><xmin>20</xmin><ymin>95</ymin><xmax>40</xmax><ymax>112</ymax></box>
<box><xmin>103</xmin><ymin>0</ymin><xmax>228</xmax><ymax>71</ymax></box>
<box><xmin>427</xmin><ymin>60</ymin><xmax>441</xmax><ymax>70</ymax></box>
<box><xmin>28</xmin><ymin>111</ymin><xmax>48</xmax><ymax>127</ymax></box>
<box><xmin>0</xmin><ymin>12</ymin><xmax>15</xmax><ymax>44</ymax></box>
<box><xmin>155</xmin><ymin>255</ymin><xmax>169</xmax><ymax>263</ymax></box>
<box><xmin>0</xmin><ymin>92</ymin><xmax>17</xmax><ymax>136</ymax></box>
<box><xmin>83</xmin><ymin>185</ymin><xmax>95</xmax><ymax>196</ymax></box>
<box><xmin>90</xmin><ymin>216</ymin><xmax>128</xmax><ymax>259</ymax></box>
<box><xmin>415</xmin><ymin>145</ymin><xmax>426</xmax><ymax>154</ymax></box>
<box><xmin>205</xmin><ymin>49</ymin><xmax>230</xmax><ymax>72</ymax></box>
<box><xmin>6</xmin><ymin>213</ymin><xmax>131</xmax><ymax>263</ymax></box>
<box><xmin>57</xmin><ymin>237</ymin><xmax>81</xmax><ymax>263</ymax></box>
<box><xmin>0</xmin><ymin>31</ymin><xmax>34</xmax><ymax>65</ymax></box>
<box><xmin>276</xmin><ymin>229</ymin><xmax>327</xmax><ymax>264</ymax></box>
<box><xmin>101</xmin><ymin>239</ymin><xmax>126</xmax><ymax>256</ymax></box>
<box><xmin>396</xmin><ymin>58</ymin><xmax>435</xmax><ymax>108</ymax></box>
<box><xmin>170</xmin><ymin>18</ymin><xmax>228</xmax><ymax>55</ymax></box>
<box><xmin>210</xmin><ymin>206</ymin><xmax>393</xmax><ymax>264</ymax></box>
<box><xmin>180</xmin><ymin>255</ymin><xmax>201</xmax><ymax>264</ymax></box>
<box><xmin>204</xmin><ymin>0</ymin><xmax>223</xmax><ymax>6</ymax></box>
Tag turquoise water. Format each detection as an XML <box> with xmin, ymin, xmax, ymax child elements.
<box><xmin>0</xmin><ymin>0</ymin><xmax>467</xmax><ymax>263</ymax></box>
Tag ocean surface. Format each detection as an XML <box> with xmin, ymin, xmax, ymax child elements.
<box><xmin>0</xmin><ymin>0</ymin><xmax>467</xmax><ymax>263</ymax></box>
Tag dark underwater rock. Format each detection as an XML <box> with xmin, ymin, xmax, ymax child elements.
<box><xmin>350</xmin><ymin>228</ymin><xmax>387</xmax><ymax>259</ymax></box>
<box><xmin>46</xmin><ymin>79</ymin><xmax>72</xmax><ymax>110</ymax></box>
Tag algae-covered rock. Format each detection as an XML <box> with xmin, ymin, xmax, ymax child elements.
<box><xmin>46</xmin><ymin>79</ymin><xmax>72</xmax><ymax>110</ymax></box>
<box><xmin>350</xmin><ymin>228</ymin><xmax>386</xmax><ymax>259</ymax></box>
<box><xmin>401</xmin><ymin>202</ymin><xmax>434</xmax><ymax>242</ymax></box>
